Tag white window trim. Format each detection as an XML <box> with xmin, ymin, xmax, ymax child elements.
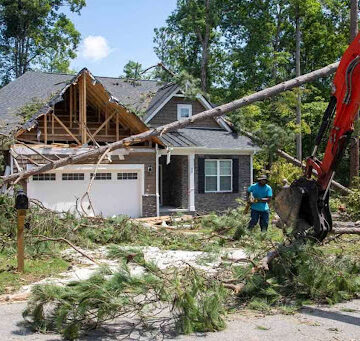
<box><xmin>177</xmin><ymin>104</ymin><xmax>192</xmax><ymax>120</ymax></box>
<box><xmin>205</xmin><ymin>159</ymin><xmax>233</xmax><ymax>193</ymax></box>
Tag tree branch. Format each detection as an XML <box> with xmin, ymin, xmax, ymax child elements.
<box><xmin>34</xmin><ymin>235</ymin><xmax>98</xmax><ymax>264</ymax></box>
<box><xmin>0</xmin><ymin>61</ymin><xmax>339</xmax><ymax>185</ymax></box>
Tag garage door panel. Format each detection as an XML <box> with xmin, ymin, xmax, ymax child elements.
<box><xmin>27</xmin><ymin>168</ymin><xmax>142</xmax><ymax>218</ymax></box>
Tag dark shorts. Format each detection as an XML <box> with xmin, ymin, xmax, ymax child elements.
<box><xmin>248</xmin><ymin>209</ymin><xmax>269</xmax><ymax>232</ymax></box>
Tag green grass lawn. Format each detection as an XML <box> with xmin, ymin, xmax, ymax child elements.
<box><xmin>0</xmin><ymin>254</ymin><xmax>69</xmax><ymax>295</ymax></box>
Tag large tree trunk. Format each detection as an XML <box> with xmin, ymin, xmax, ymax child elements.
<box><xmin>349</xmin><ymin>0</ymin><xmax>359</xmax><ymax>186</ymax></box>
<box><xmin>200</xmin><ymin>0</ymin><xmax>211</xmax><ymax>92</ymax></box>
<box><xmin>295</xmin><ymin>4</ymin><xmax>302</xmax><ymax>161</ymax></box>
<box><xmin>0</xmin><ymin>61</ymin><xmax>340</xmax><ymax>185</ymax></box>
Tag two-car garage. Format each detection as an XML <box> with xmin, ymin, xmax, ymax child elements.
<box><xmin>26</xmin><ymin>164</ymin><xmax>144</xmax><ymax>218</ymax></box>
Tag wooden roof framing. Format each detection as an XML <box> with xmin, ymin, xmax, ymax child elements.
<box><xmin>16</xmin><ymin>69</ymin><xmax>162</xmax><ymax>147</ymax></box>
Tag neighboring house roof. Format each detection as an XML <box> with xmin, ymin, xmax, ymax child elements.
<box><xmin>161</xmin><ymin>128</ymin><xmax>257</xmax><ymax>151</ymax></box>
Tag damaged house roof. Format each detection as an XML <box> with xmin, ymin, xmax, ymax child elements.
<box><xmin>0</xmin><ymin>70</ymin><xmax>166</xmax><ymax>136</ymax></box>
<box><xmin>0</xmin><ymin>69</ymin><xmax>256</xmax><ymax>152</ymax></box>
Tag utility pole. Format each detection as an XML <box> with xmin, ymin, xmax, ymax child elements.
<box><xmin>295</xmin><ymin>3</ymin><xmax>302</xmax><ymax>161</ymax></box>
<box><xmin>350</xmin><ymin>0</ymin><xmax>359</xmax><ymax>186</ymax></box>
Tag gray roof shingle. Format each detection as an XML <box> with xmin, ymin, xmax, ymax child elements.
<box><xmin>96</xmin><ymin>76</ymin><xmax>164</xmax><ymax>114</ymax></box>
<box><xmin>161</xmin><ymin>128</ymin><xmax>257</xmax><ymax>151</ymax></box>
<box><xmin>0</xmin><ymin>71</ymin><xmax>165</xmax><ymax>135</ymax></box>
<box><xmin>0</xmin><ymin>72</ymin><xmax>74</xmax><ymax>135</ymax></box>
<box><xmin>143</xmin><ymin>83</ymin><xmax>178</xmax><ymax>121</ymax></box>
<box><xmin>0</xmin><ymin>70</ymin><xmax>258</xmax><ymax>153</ymax></box>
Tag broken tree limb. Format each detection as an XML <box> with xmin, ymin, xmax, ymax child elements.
<box><xmin>333</xmin><ymin>228</ymin><xmax>360</xmax><ymax>234</ymax></box>
<box><xmin>34</xmin><ymin>235</ymin><xmax>98</xmax><ymax>264</ymax></box>
<box><xmin>332</xmin><ymin>220</ymin><xmax>360</xmax><ymax>234</ymax></box>
<box><xmin>333</xmin><ymin>221</ymin><xmax>360</xmax><ymax>228</ymax></box>
<box><xmin>0</xmin><ymin>61</ymin><xmax>339</xmax><ymax>185</ymax></box>
<box><xmin>222</xmin><ymin>246</ymin><xmax>282</xmax><ymax>294</ymax></box>
<box><xmin>239</xmin><ymin>130</ymin><xmax>352</xmax><ymax>195</ymax></box>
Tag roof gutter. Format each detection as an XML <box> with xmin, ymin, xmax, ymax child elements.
<box><xmin>158</xmin><ymin>147</ymin><xmax>256</xmax><ymax>155</ymax></box>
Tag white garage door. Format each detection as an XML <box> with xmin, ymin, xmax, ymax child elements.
<box><xmin>27</xmin><ymin>165</ymin><xmax>143</xmax><ymax>218</ymax></box>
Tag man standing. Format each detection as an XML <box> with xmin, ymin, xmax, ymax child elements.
<box><xmin>247</xmin><ymin>175</ymin><xmax>273</xmax><ymax>232</ymax></box>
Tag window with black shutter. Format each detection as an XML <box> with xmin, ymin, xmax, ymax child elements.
<box><xmin>198</xmin><ymin>157</ymin><xmax>205</xmax><ymax>193</ymax></box>
<box><xmin>232</xmin><ymin>158</ymin><xmax>239</xmax><ymax>193</ymax></box>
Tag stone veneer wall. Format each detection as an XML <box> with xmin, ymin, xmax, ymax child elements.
<box><xmin>142</xmin><ymin>195</ymin><xmax>157</xmax><ymax>217</ymax></box>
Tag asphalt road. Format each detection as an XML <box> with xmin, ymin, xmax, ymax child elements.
<box><xmin>1</xmin><ymin>300</ymin><xmax>359</xmax><ymax>340</ymax></box>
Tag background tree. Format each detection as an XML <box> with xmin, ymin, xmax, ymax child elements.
<box><xmin>0</xmin><ymin>0</ymin><xmax>85</xmax><ymax>84</ymax></box>
<box><xmin>154</xmin><ymin>0</ymin><xmax>353</xmax><ymax>185</ymax></box>
<box><xmin>122</xmin><ymin>60</ymin><xmax>143</xmax><ymax>79</ymax></box>
<box><xmin>153</xmin><ymin>0</ymin><xmax>224</xmax><ymax>92</ymax></box>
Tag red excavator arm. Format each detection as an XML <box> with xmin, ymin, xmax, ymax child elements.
<box><xmin>275</xmin><ymin>34</ymin><xmax>360</xmax><ymax>241</ymax></box>
<box><xmin>306</xmin><ymin>33</ymin><xmax>360</xmax><ymax>192</ymax></box>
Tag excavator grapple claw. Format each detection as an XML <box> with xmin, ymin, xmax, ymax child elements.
<box><xmin>274</xmin><ymin>177</ymin><xmax>332</xmax><ymax>241</ymax></box>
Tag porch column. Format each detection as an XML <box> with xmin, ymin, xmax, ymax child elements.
<box><xmin>188</xmin><ymin>154</ymin><xmax>195</xmax><ymax>212</ymax></box>
<box><xmin>156</xmin><ymin>144</ymin><xmax>160</xmax><ymax>217</ymax></box>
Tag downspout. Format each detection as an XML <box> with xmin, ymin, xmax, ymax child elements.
<box><xmin>250</xmin><ymin>153</ymin><xmax>253</xmax><ymax>184</ymax></box>
<box><xmin>155</xmin><ymin>144</ymin><xmax>160</xmax><ymax>217</ymax></box>
<box><xmin>10</xmin><ymin>149</ymin><xmax>14</xmax><ymax>176</ymax></box>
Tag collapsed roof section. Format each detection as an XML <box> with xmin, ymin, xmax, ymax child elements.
<box><xmin>0</xmin><ymin>68</ymin><xmax>163</xmax><ymax>146</ymax></box>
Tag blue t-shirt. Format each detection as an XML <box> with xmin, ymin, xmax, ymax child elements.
<box><xmin>248</xmin><ymin>183</ymin><xmax>273</xmax><ymax>212</ymax></box>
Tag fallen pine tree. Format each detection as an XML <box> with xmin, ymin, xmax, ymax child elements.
<box><xmin>0</xmin><ymin>61</ymin><xmax>342</xmax><ymax>193</ymax></box>
<box><xmin>22</xmin><ymin>232</ymin><xmax>360</xmax><ymax>340</ymax></box>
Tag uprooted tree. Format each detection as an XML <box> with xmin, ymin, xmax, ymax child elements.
<box><xmin>0</xmin><ymin>61</ymin><xmax>346</xmax><ymax>194</ymax></box>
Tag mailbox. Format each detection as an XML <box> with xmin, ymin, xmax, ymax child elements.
<box><xmin>15</xmin><ymin>189</ymin><xmax>29</xmax><ymax>210</ymax></box>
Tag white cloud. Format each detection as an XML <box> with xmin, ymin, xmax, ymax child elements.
<box><xmin>81</xmin><ymin>35</ymin><xmax>111</xmax><ymax>61</ymax></box>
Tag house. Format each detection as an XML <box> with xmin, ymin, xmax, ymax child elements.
<box><xmin>0</xmin><ymin>68</ymin><xmax>257</xmax><ymax>218</ymax></box>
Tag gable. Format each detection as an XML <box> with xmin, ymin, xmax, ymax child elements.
<box><xmin>147</xmin><ymin>96</ymin><xmax>223</xmax><ymax>129</ymax></box>
<box><xmin>14</xmin><ymin>70</ymin><xmax>161</xmax><ymax>147</ymax></box>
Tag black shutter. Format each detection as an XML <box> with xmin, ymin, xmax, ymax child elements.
<box><xmin>198</xmin><ymin>157</ymin><xmax>205</xmax><ymax>193</ymax></box>
<box><xmin>232</xmin><ymin>158</ymin><xmax>239</xmax><ymax>193</ymax></box>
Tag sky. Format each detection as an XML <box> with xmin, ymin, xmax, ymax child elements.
<box><xmin>65</xmin><ymin>0</ymin><xmax>177</xmax><ymax>77</ymax></box>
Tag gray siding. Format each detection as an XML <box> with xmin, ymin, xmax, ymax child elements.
<box><xmin>148</xmin><ymin>97</ymin><xmax>220</xmax><ymax>129</ymax></box>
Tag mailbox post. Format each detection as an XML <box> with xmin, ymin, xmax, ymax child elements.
<box><xmin>15</xmin><ymin>189</ymin><xmax>29</xmax><ymax>273</ymax></box>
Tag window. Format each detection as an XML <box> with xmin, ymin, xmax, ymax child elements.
<box><xmin>117</xmin><ymin>172</ymin><xmax>138</xmax><ymax>180</ymax></box>
<box><xmin>62</xmin><ymin>173</ymin><xmax>85</xmax><ymax>181</ymax></box>
<box><xmin>90</xmin><ymin>173</ymin><xmax>112</xmax><ymax>180</ymax></box>
<box><xmin>33</xmin><ymin>173</ymin><xmax>56</xmax><ymax>181</ymax></box>
<box><xmin>205</xmin><ymin>160</ymin><xmax>232</xmax><ymax>192</ymax></box>
<box><xmin>177</xmin><ymin>104</ymin><xmax>192</xmax><ymax>120</ymax></box>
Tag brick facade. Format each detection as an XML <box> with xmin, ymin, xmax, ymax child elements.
<box><xmin>194</xmin><ymin>154</ymin><xmax>251</xmax><ymax>213</ymax></box>
<box><xmin>159</xmin><ymin>153</ymin><xmax>251</xmax><ymax>213</ymax></box>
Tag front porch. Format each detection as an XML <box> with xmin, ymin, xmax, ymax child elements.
<box><xmin>158</xmin><ymin>154</ymin><xmax>195</xmax><ymax>214</ymax></box>
<box><xmin>159</xmin><ymin>206</ymin><xmax>190</xmax><ymax>216</ymax></box>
